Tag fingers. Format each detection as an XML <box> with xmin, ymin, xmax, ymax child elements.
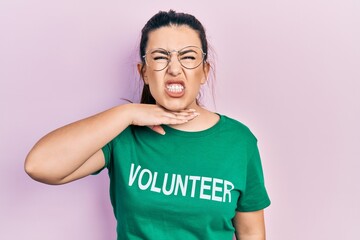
<box><xmin>172</xmin><ymin>109</ymin><xmax>197</xmax><ymax>115</ymax></box>
<box><xmin>147</xmin><ymin>109</ymin><xmax>200</xmax><ymax>135</ymax></box>
<box><xmin>149</xmin><ymin>125</ymin><xmax>166</xmax><ymax>135</ymax></box>
<box><xmin>130</xmin><ymin>104</ymin><xmax>200</xmax><ymax>130</ymax></box>
<box><xmin>159</xmin><ymin>110</ymin><xmax>199</xmax><ymax>124</ymax></box>
<box><xmin>160</xmin><ymin>108</ymin><xmax>198</xmax><ymax>118</ymax></box>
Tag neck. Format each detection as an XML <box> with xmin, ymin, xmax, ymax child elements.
<box><xmin>168</xmin><ymin>106</ymin><xmax>219</xmax><ymax>132</ymax></box>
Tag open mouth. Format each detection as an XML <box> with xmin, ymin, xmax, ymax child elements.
<box><xmin>166</xmin><ymin>83</ymin><xmax>184</xmax><ymax>93</ymax></box>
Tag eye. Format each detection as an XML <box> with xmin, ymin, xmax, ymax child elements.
<box><xmin>180</xmin><ymin>53</ymin><xmax>197</xmax><ymax>61</ymax></box>
<box><xmin>179</xmin><ymin>49</ymin><xmax>198</xmax><ymax>61</ymax></box>
<box><xmin>151</xmin><ymin>50</ymin><xmax>169</xmax><ymax>62</ymax></box>
<box><xmin>153</xmin><ymin>56</ymin><xmax>169</xmax><ymax>61</ymax></box>
<box><xmin>180</xmin><ymin>56</ymin><xmax>196</xmax><ymax>60</ymax></box>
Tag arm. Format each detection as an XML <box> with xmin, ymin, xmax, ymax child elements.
<box><xmin>233</xmin><ymin>210</ymin><xmax>266</xmax><ymax>240</ymax></box>
<box><xmin>25</xmin><ymin>104</ymin><xmax>197</xmax><ymax>185</ymax></box>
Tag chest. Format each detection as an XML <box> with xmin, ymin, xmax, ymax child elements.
<box><xmin>108</xmin><ymin>134</ymin><xmax>249</xmax><ymax>224</ymax></box>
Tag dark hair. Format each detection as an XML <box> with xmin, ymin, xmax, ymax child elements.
<box><xmin>139</xmin><ymin>10</ymin><xmax>210</xmax><ymax>104</ymax></box>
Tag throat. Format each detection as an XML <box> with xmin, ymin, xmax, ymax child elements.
<box><xmin>168</xmin><ymin>110</ymin><xmax>220</xmax><ymax>132</ymax></box>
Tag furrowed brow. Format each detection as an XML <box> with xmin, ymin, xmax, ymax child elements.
<box><xmin>179</xmin><ymin>49</ymin><xmax>197</xmax><ymax>56</ymax></box>
<box><xmin>151</xmin><ymin>49</ymin><xmax>169</xmax><ymax>55</ymax></box>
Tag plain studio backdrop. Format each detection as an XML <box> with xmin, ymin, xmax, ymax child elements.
<box><xmin>1</xmin><ymin>0</ymin><xmax>359</xmax><ymax>239</ymax></box>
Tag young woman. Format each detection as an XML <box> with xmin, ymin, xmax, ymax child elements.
<box><xmin>25</xmin><ymin>10</ymin><xmax>271</xmax><ymax>240</ymax></box>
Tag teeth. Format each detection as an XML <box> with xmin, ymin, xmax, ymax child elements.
<box><xmin>166</xmin><ymin>84</ymin><xmax>184</xmax><ymax>93</ymax></box>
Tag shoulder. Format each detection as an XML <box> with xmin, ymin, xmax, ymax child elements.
<box><xmin>111</xmin><ymin>125</ymin><xmax>155</xmax><ymax>143</ymax></box>
<box><xmin>218</xmin><ymin>114</ymin><xmax>258</xmax><ymax>143</ymax></box>
<box><xmin>108</xmin><ymin>125</ymin><xmax>139</xmax><ymax>146</ymax></box>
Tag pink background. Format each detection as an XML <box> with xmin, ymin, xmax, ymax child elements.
<box><xmin>1</xmin><ymin>0</ymin><xmax>359</xmax><ymax>239</ymax></box>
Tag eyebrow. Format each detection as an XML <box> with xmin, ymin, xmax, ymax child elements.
<box><xmin>150</xmin><ymin>49</ymin><xmax>168</xmax><ymax>54</ymax></box>
<box><xmin>179</xmin><ymin>49</ymin><xmax>197</xmax><ymax>56</ymax></box>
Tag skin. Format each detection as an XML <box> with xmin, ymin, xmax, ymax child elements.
<box><xmin>142</xmin><ymin>26</ymin><xmax>207</xmax><ymax>112</ymax></box>
<box><xmin>138</xmin><ymin>25</ymin><xmax>218</xmax><ymax>132</ymax></box>
<box><xmin>233</xmin><ymin>210</ymin><xmax>266</xmax><ymax>240</ymax></box>
<box><xmin>24</xmin><ymin>25</ymin><xmax>266</xmax><ymax>239</ymax></box>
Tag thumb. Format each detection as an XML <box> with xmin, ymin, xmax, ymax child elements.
<box><xmin>149</xmin><ymin>125</ymin><xmax>166</xmax><ymax>135</ymax></box>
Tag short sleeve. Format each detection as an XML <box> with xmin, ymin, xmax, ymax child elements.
<box><xmin>236</xmin><ymin>141</ymin><xmax>271</xmax><ymax>212</ymax></box>
<box><xmin>91</xmin><ymin>142</ymin><xmax>111</xmax><ymax>175</ymax></box>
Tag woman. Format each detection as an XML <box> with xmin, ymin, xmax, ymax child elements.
<box><xmin>25</xmin><ymin>10</ymin><xmax>271</xmax><ymax>240</ymax></box>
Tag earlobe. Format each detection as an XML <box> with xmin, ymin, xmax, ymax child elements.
<box><xmin>137</xmin><ymin>63</ymin><xmax>148</xmax><ymax>84</ymax></box>
<box><xmin>201</xmin><ymin>62</ymin><xmax>210</xmax><ymax>84</ymax></box>
<box><xmin>137</xmin><ymin>63</ymin><xmax>142</xmax><ymax>75</ymax></box>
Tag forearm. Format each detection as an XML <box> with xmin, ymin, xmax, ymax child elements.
<box><xmin>25</xmin><ymin>104</ymin><xmax>132</xmax><ymax>182</ymax></box>
<box><xmin>233</xmin><ymin>210</ymin><xmax>266</xmax><ymax>240</ymax></box>
<box><xmin>25</xmin><ymin>103</ymin><xmax>198</xmax><ymax>184</ymax></box>
<box><xmin>235</xmin><ymin>233</ymin><xmax>265</xmax><ymax>240</ymax></box>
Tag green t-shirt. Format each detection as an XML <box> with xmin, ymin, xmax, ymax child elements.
<box><xmin>100</xmin><ymin>114</ymin><xmax>270</xmax><ymax>240</ymax></box>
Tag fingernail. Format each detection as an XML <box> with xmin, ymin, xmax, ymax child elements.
<box><xmin>188</xmin><ymin>109</ymin><xmax>196</xmax><ymax>112</ymax></box>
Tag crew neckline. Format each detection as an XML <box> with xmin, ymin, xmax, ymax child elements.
<box><xmin>161</xmin><ymin>113</ymin><xmax>224</xmax><ymax>138</ymax></box>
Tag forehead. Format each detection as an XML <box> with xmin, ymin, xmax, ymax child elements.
<box><xmin>146</xmin><ymin>25</ymin><xmax>201</xmax><ymax>51</ymax></box>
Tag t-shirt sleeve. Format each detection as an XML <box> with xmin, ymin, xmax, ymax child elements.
<box><xmin>91</xmin><ymin>142</ymin><xmax>112</xmax><ymax>175</ymax></box>
<box><xmin>236</xmin><ymin>140</ymin><xmax>271</xmax><ymax>212</ymax></box>
<box><xmin>91</xmin><ymin>126</ymin><xmax>132</xmax><ymax>175</ymax></box>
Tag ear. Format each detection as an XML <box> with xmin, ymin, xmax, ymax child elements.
<box><xmin>201</xmin><ymin>62</ymin><xmax>210</xmax><ymax>84</ymax></box>
<box><xmin>137</xmin><ymin>63</ymin><xmax>148</xmax><ymax>84</ymax></box>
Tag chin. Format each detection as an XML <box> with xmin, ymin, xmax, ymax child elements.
<box><xmin>161</xmin><ymin>104</ymin><xmax>186</xmax><ymax>112</ymax></box>
<box><xmin>157</xmin><ymin>100</ymin><xmax>195</xmax><ymax>111</ymax></box>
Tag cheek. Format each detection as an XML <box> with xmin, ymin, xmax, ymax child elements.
<box><xmin>193</xmin><ymin>70</ymin><xmax>206</xmax><ymax>85</ymax></box>
<box><xmin>147</xmin><ymin>73</ymin><xmax>164</xmax><ymax>91</ymax></box>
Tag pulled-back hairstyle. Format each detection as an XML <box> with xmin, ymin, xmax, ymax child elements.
<box><xmin>139</xmin><ymin>10</ymin><xmax>210</xmax><ymax>104</ymax></box>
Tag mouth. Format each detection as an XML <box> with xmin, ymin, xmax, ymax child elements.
<box><xmin>165</xmin><ymin>80</ymin><xmax>185</xmax><ymax>97</ymax></box>
<box><xmin>166</xmin><ymin>83</ymin><xmax>184</xmax><ymax>93</ymax></box>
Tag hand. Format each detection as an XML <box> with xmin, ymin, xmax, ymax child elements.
<box><xmin>128</xmin><ymin>104</ymin><xmax>199</xmax><ymax>135</ymax></box>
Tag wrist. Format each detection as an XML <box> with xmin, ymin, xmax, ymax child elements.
<box><xmin>119</xmin><ymin>103</ymin><xmax>138</xmax><ymax>126</ymax></box>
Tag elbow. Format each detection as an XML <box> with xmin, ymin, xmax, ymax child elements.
<box><xmin>24</xmin><ymin>158</ymin><xmax>41</xmax><ymax>182</ymax></box>
<box><xmin>24</xmin><ymin>152</ymin><xmax>38</xmax><ymax>179</ymax></box>
<box><xmin>24</xmin><ymin>153</ymin><xmax>63</xmax><ymax>185</ymax></box>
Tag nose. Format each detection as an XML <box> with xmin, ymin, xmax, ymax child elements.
<box><xmin>167</xmin><ymin>53</ymin><xmax>181</xmax><ymax>76</ymax></box>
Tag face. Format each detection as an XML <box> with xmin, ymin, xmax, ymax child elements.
<box><xmin>139</xmin><ymin>25</ymin><xmax>209</xmax><ymax>111</ymax></box>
